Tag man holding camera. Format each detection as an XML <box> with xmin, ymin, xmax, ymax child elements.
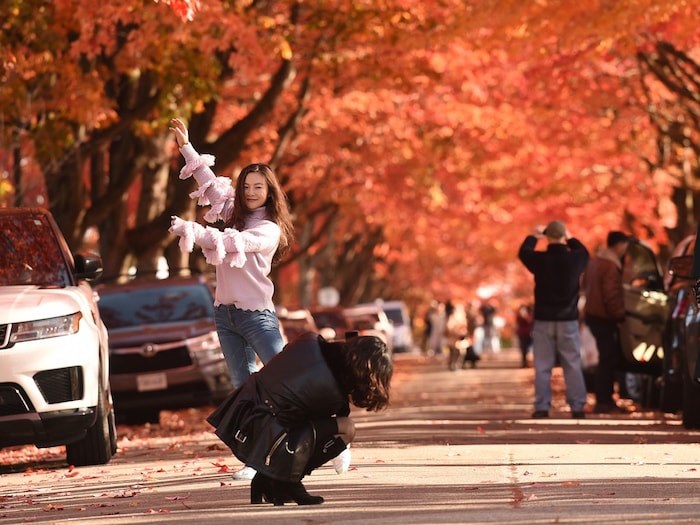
<box><xmin>518</xmin><ymin>220</ymin><xmax>590</xmax><ymax>419</ymax></box>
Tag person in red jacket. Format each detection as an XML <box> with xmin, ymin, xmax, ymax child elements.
<box><xmin>582</xmin><ymin>231</ymin><xmax>631</xmax><ymax>414</ymax></box>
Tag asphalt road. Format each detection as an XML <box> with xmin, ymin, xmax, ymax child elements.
<box><xmin>1</xmin><ymin>348</ymin><xmax>700</xmax><ymax>524</ymax></box>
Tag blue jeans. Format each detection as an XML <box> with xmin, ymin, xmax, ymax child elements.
<box><xmin>532</xmin><ymin>320</ymin><xmax>587</xmax><ymax>412</ymax></box>
<box><xmin>214</xmin><ymin>305</ymin><xmax>284</xmax><ymax>389</ymax></box>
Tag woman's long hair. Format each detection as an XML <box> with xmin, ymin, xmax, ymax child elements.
<box><xmin>345</xmin><ymin>336</ymin><xmax>393</xmax><ymax>411</ymax></box>
<box><xmin>227</xmin><ymin>163</ymin><xmax>294</xmax><ymax>263</ymax></box>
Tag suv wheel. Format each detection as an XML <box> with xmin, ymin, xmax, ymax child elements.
<box><xmin>66</xmin><ymin>377</ymin><xmax>117</xmax><ymax>466</ymax></box>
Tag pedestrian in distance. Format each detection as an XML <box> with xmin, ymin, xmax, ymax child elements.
<box><xmin>518</xmin><ymin>220</ymin><xmax>590</xmax><ymax>419</ymax></box>
<box><xmin>445</xmin><ymin>302</ymin><xmax>469</xmax><ymax>371</ymax></box>
<box><xmin>168</xmin><ymin>117</ymin><xmax>294</xmax><ymax>480</ymax></box>
<box><xmin>515</xmin><ymin>304</ymin><xmax>534</xmax><ymax>368</ymax></box>
<box><xmin>206</xmin><ymin>331</ymin><xmax>393</xmax><ymax>506</ymax></box>
<box><xmin>479</xmin><ymin>299</ymin><xmax>498</xmax><ymax>353</ymax></box>
<box><xmin>426</xmin><ymin>300</ymin><xmax>446</xmax><ymax>357</ymax></box>
<box><xmin>582</xmin><ymin>231</ymin><xmax>632</xmax><ymax>414</ymax></box>
<box><xmin>461</xmin><ymin>301</ymin><xmax>481</xmax><ymax>368</ymax></box>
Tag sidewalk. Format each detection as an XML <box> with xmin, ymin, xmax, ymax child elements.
<box><xmin>1</xmin><ymin>348</ymin><xmax>699</xmax><ymax>524</ymax></box>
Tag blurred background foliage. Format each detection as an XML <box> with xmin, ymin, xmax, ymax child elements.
<box><xmin>1</xmin><ymin>0</ymin><xmax>700</xmax><ymax>316</ymax></box>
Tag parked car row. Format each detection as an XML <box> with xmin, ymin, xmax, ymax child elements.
<box><xmin>613</xmin><ymin>236</ymin><xmax>700</xmax><ymax>428</ymax></box>
<box><xmin>306</xmin><ymin>300</ymin><xmax>414</xmax><ymax>356</ymax></box>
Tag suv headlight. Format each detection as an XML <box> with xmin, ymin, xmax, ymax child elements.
<box><xmin>10</xmin><ymin>312</ymin><xmax>82</xmax><ymax>343</ymax></box>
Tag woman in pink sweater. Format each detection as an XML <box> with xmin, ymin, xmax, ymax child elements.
<box><xmin>168</xmin><ymin>118</ymin><xmax>294</xmax><ymax>478</ymax></box>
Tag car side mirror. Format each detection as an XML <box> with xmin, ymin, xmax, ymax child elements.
<box><xmin>668</xmin><ymin>255</ymin><xmax>694</xmax><ymax>280</ymax></box>
<box><xmin>75</xmin><ymin>253</ymin><xmax>104</xmax><ymax>281</ymax></box>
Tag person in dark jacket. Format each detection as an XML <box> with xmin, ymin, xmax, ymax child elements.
<box><xmin>582</xmin><ymin>230</ymin><xmax>631</xmax><ymax>413</ymax></box>
<box><xmin>207</xmin><ymin>332</ymin><xmax>392</xmax><ymax>506</ymax></box>
<box><xmin>518</xmin><ymin>220</ymin><xmax>589</xmax><ymax>419</ymax></box>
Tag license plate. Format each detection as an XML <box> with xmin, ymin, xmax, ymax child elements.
<box><xmin>136</xmin><ymin>373</ymin><xmax>167</xmax><ymax>392</ymax></box>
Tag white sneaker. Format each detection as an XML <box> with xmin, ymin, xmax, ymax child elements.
<box><xmin>231</xmin><ymin>466</ymin><xmax>257</xmax><ymax>480</ymax></box>
<box><xmin>332</xmin><ymin>446</ymin><xmax>351</xmax><ymax>474</ymax></box>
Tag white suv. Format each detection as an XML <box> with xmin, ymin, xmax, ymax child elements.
<box><xmin>0</xmin><ymin>208</ymin><xmax>117</xmax><ymax>466</ymax></box>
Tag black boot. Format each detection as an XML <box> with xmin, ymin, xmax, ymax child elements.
<box><xmin>250</xmin><ymin>473</ymin><xmax>275</xmax><ymax>504</ymax></box>
<box><xmin>271</xmin><ymin>479</ymin><xmax>324</xmax><ymax>506</ymax></box>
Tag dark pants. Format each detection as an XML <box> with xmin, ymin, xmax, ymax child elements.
<box><xmin>518</xmin><ymin>335</ymin><xmax>532</xmax><ymax>365</ymax></box>
<box><xmin>585</xmin><ymin>315</ymin><xmax>621</xmax><ymax>406</ymax></box>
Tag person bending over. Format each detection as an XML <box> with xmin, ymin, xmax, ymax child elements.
<box><xmin>207</xmin><ymin>332</ymin><xmax>393</xmax><ymax>505</ymax></box>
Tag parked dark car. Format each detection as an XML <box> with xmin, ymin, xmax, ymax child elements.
<box><xmin>96</xmin><ymin>275</ymin><xmax>233</xmax><ymax>423</ymax></box>
<box><xmin>618</xmin><ymin>239</ymin><xmax>666</xmax><ymax>380</ymax></box>
<box><xmin>664</xmin><ymin>237</ymin><xmax>700</xmax><ymax>428</ymax></box>
<box><xmin>614</xmin><ymin>235</ymin><xmax>700</xmax><ymax>428</ymax></box>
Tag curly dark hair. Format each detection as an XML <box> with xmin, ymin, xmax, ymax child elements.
<box><xmin>344</xmin><ymin>336</ymin><xmax>393</xmax><ymax>411</ymax></box>
<box><xmin>226</xmin><ymin>163</ymin><xmax>294</xmax><ymax>263</ymax></box>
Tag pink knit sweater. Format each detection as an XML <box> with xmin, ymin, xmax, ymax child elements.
<box><xmin>170</xmin><ymin>144</ymin><xmax>280</xmax><ymax>311</ymax></box>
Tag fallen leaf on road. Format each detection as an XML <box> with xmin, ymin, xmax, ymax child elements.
<box><xmin>113</xmin><ymin>491</ymin><xmax>138</xmax><ymax>498</ymax></box>
<box><xmin>216</xmin><ymin>465</ymin><xmax>230</xmax><ymax>473</ymax></box>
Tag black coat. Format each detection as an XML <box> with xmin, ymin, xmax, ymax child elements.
<box><xmin>518</xmin><ymin>236</ymin><xmax>589</xmax><ymax>321</ymax></box>
<box><xmin>207</xmin><ymin>332</ymin><xmax>349</xmax><ymax>481</ymax></box>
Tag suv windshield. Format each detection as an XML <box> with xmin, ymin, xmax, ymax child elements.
<box><xmin>99</xmin><ymin>284</ymin><xmax>214</xmax><ymax>329</ymax></box>
<box><xmin>0</xmin><ymin>214</ymin><xmax>71</xmax><ymax>287</ymax></box>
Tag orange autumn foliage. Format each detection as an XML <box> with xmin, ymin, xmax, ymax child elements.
<box><xmin>2</xmin><ymin>0</ymin><xmax>699</xmax><ymax>314</ymax></box>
